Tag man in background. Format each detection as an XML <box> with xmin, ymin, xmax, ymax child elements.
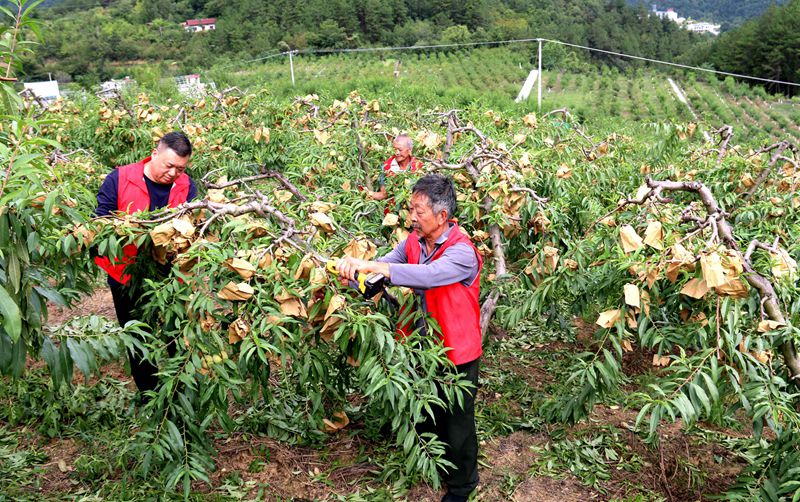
<box><xmin>367</xmin><ymin>133</ymin><xmax>423</xmax><ymax>202</ymax></box>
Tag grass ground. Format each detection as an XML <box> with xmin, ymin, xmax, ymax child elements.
<box><xmin>0</xmin><ymin>290</ymin><xmax>749</xmax><ymax>501</ymax></box>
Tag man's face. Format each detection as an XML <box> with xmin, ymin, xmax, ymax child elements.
<box><xmin>393</xmin><ymin>139</ymin><xmax>411</xmax><ymax>163</ymax></box>
<box><xmin>409</xmin><ymin>192</ymin><xmax>446</xmax><ymax>240</ymax></box>
<box><xmin>148</xmin><ymin>146</ymin><xmax>189</xmax><ymax>184</ymax></box>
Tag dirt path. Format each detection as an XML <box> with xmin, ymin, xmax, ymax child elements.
<box><xmin>196</xmin><ymin>431</ymin><xmax>599</xmax><ymax>501</ymax></box>
<box><xmin>47</xmin><ymin>288</ymin><xmax>116</xmax><ymax>326</ymax></box>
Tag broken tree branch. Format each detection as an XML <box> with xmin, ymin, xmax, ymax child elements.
<box><xmin>710</xmin><ymin>125</ymin><xmax>734</xmax><ymax>165</ymax></box>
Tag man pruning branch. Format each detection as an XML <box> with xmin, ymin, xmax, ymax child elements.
<box><xmin>339</xmin><ymin>174</ymin><xmax>482</xmax><ymax>502</ymax></box>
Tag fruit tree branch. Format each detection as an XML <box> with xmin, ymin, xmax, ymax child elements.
<box><xmin>634</xmin><ymin>177</ymin><xmax>800</xmax><ymax>383</ymax></box>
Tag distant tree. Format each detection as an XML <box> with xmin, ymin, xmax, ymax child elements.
<box><xmin>390</xmin><ymin>19</ymin><xmax>436</xmax><ymax>46</ymax></box>
<box><xmin>441</xmin><ymin>24</ymin><xmax>471</xmax><ymax>45</ymax></box>
<box><xmin>707</xmin><ymin>0</ymin><xmax>800</xmax><ymax>95</ymax></box>
<box><xmin>310</xmin><ymin>19</ymin><xmax>348</xmax><ymax>48</ymax></box>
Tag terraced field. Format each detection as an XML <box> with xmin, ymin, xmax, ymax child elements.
<box><xmin>212</xmin><ymin>46</ymin><xmax>799</xmax><ymax>143</ymax></box>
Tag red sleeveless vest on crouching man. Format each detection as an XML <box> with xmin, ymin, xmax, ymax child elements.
<box><xmin>94</xmin><ymin>158</ymin><xmax>190</xmax><ymax>285</ymax></box>
<box><xmin>382</xmin><ymin>155</ymin><xmax>422</xmax><ymax>175</ymax></box>
<box><xmin>403</xmin><ymin>223</ymin><xmax>483</xmax><ymax>365</ymax></box>
<box><xmin>382</xmin><ymin>156</ymin><xmax>423</xmax><ymax>215</ymax></box>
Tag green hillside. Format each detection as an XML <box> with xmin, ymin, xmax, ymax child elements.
<box><xmin>25</xmin><ymin>0</ymin><xmax>702</xmax><ymax>85</ymax></box>
<box><xmin>5</xmin><ymin>2</ymin><xmax>800</xmax><ymax>500</ymax></box>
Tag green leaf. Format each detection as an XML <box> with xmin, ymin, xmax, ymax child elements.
<box><xmin>691</xmin><ymin>382</ymin><xmax>711</xmax><ymax>415</ymax></box>
<box><xmin>40</xmin><ymin>335</ymin><xmax>62</xmax><ymax>386</ymax></box>
<box><xmin>66</xmin><ymin>337</ymin><xmax>93</xmax><ymax>381</ymax></box>
<box><xmin>166</xmin><ymin>419</ymin><xmax>185</xmax><ymax>450</ymax></box>
<box><xmin>33</xmin><ymin>285</ymin><xmax>66</xmax><ymax>307</ymax></box>
<box><xmin>0</xmin><ymin>285</ymin><xmax>21</xmax><ymax>341</ymax></box>
<box><xmin>7</xmin><ymin>252</ymin><xmax>20</xmax><ymax>293</ymax></box>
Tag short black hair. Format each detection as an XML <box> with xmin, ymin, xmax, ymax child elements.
<box><xmin>412</xmin><ymin>174</ymin><xmax>457</xmax><ymax>218</ymax></box>
<box><xmin>158</xmin><ymin>131</ymin><xmax>192</xmax><ymax>157</ymax></box>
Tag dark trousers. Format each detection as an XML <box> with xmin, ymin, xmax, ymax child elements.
<box><xmin>417</xmin><ymin>357</ymin><xmax>480</xmax><ymax>497</ymax></box>
<box><xmin>108</xmin><ymin>277</ymin><xmax>161</xmax><ymax>393</ymax></box>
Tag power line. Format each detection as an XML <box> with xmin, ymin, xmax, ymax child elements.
<box><xmin>220</xmin><ymin>50</ymin><xmax>290</xmax><ymax>68</ymax></box>
<box><xmin>208</xmin><ymin>36</ymin><xmax>799</xmax><ymax>89</ymax></box>
<box><xmin>542</xmin><ymin>39</ymin><xmax>800</xmax><ymax>88</ymax></box>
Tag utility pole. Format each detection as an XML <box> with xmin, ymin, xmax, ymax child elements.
<box><xmin>289</xmin><ymin>50</ymin><xmax>295</xmax><ymax>86</ymax></box>
<box><xmin>537</xmin><ymin>39</ymin><xmax>543</xmax><ymax>113</ymax></box>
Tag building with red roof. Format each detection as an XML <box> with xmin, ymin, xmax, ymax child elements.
<box><xmin>183</xmin><ymin>18</ymin><xmax>216</xmax><ymax>33</ymax></box>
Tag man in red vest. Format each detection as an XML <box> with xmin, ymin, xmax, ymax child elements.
<box><xmin>367</xmin><ymin>133</ymin><xmax>422</xmax><ymax>202</ymax></box>
<box><xmin>339</xmin><ymin>174</ymin><xmax>481</xmax><ymax>502</ymax></box>
<box><xmin>95</xmin><ymin>131</ymin><xmax>197</xmax><ymax>393</ymax></box>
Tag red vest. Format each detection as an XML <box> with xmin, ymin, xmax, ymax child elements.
<box><xmin>403</xmin><ymin>223</ymin><xmax>483</xmax><ymax>365</ymax></box>
<box><xmin>382</xmin><ymin>156</ymin><xmax>422</xmax><ymax>215</ymax></box>
<box><xmin>94</xmin><ymin>157</ymin><xmax>191</xmax><ymax>285</ymax></box>
<box><xmin>383</xmin><ymin>155</ymin><xmax>422</xmax><ymax>175</ymax></box>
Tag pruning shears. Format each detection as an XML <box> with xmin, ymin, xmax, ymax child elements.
<box><xmin>326</xmin><ymin>260</ymin><xmax>386</xmax><ymax>298</ymax></box>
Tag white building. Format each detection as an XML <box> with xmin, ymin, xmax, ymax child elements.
<box><xmin>22</xmin><ymin>80</ymin><xmax>60</xmax><ymax>104</ymax></box>
<box><xmin>100</xmin><ymin>76</ymin><xmax>135</xmax><ymax>93</ymax></box>
<box><xmin>182</xmin><ymin>18</ymin><xmax>216</xmax><ymax>33</ymax></box>
<box><xmin>686</xmin><ymin>22</ymin><xmax>721</xmax><ymax>36</ymax></box>
<box><xmin>653</xmin><ymin>7</ymin><xmax>684</xmax><ymax>24</ymax></box>
<box><xmin>651</xmin><ymin>6</ymin><xmax>720</xmax><ymax>36</ymax></box>
<box><xmin>175</xmin><ymin>74</ymin><xmax>216</xmax><ymax>97</ymax></box>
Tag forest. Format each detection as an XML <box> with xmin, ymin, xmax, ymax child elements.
<box><xmin>10</xmin><ymin>0</ymin><xmax>797</xmax><ymax>99</ymax></box>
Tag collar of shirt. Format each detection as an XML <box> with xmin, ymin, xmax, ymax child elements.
<box><xmin>417</xmin><ymin>222</ymin><xmax>454</xmax><ymax>259</ymax></box>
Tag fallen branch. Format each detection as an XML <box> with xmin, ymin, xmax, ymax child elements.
<box><xmin>350</xmin><ymin>114</ymin><xmax>373</xmax><ymax>192</ymax></box>
<box><xmin>293</xmin><ymin>96</ymin><xmax>320</xmax><ymax>118</ymax></box>
<box><xmin>710</xmin><ymin>125</ymin><xmax>734</xmax><ymax>165</ymax></box>
<box><xmin>48</xmin><ymin>148</ymin><xmax>97</xmax><ymax>164</ymax></box>
<box><xmin>171</xmin><ymin>107</ymin><xmax>186</xmax><ymax>127</ymax></box>
<box><xmin>510</xmin><ymin>186</ymin><xmax>548</xmax><ymax>206</ymax></box>
<box><xmin>542</xmin><ymin>108</ymin><xmax>572</xmax><ymax>120</ymax></box>
<box><xmin>211</xmin><ymin>92</ymin><xmax>230</xmax><ymax>120</ymax></box>
<box><xmin>428</xmin><ymin>110</ymin><xmax>461</xmax><ymax>162</ymax></box>
<box><xmin>97</xmin><ymin>88</ymin><xmax>135</xmax><ymax>120</ymax></box>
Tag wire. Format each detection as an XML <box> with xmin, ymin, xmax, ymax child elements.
<box><xmin>219</xmin><ymin>50</ymin><xmax>290</xmax><ymax>69</ymax></box>
<box><xmin>542</xmin><ymin>38</ymin><xmax>800</xmax><ymax>88</ymax></box>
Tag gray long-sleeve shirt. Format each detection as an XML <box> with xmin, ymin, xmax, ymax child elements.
<box><xmin>379</xmin><ymin>223</ymin><xmax>479</xmax><ymax>292</ymax></box>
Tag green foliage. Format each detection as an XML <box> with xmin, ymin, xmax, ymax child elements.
<box><xmin>706</xmin><ymin>0</ymin><xmax>800</xmax><ymax>96</ymax></box>
<box><xmin>724</xmin><ymin>431</ymin><xmax>800</xmax><ymax>501</ymax></box>
<box><xmin>0</xmin><ymin>426</ymin><xmax>48</xmax><ymax>492</ymax></box>
<box><xmin>530</xmin><ymin>426</ymin><xmax>644</xmax><ymax>492</ymax></box>
<box><xmin>24</xmin><ymin>0</ymin><xmax>707</xmax><ymax>85</ymax></box>
<box><xmin>635</xmin><ymin>0</ymin><xmax>787</xmax><ymax>26</ymax></box>
<box><xmin>5</xmin><ymin>3</ymin><xmax>800</xmax><ymax>494</ymax></box>
<box><xmin>40</xmin><ymin>315</ymin><xmax>132</xmax><ymax>388</ymax></box>
<box><xmin>0</xmin><ymin>0</ymin><xmax>95</xmax><ymax>380</ymax></box>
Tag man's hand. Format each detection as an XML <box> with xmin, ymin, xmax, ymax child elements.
<box><xmin>336</xmin><ymin>256</ymin><xmax>390</xmax><ymax>281</ymax></box>
<box><xmin>368</xmin><ymin>186</ymin><xmax>388</xmax><ymax>201</ymax></box>
<box><xmin>336</xmin><ymin>256</ymin><xmax>368</xmax><ymax>281</ymax></box>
